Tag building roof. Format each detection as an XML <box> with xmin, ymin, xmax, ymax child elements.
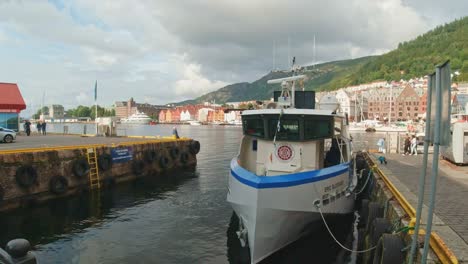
<box><xmin>0</xmin><ymin>83</ymin><xmax>26</xmax><ymax>111</ymax></box>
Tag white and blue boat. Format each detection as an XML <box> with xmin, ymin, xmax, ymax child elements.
<box><xmin>227</xmin><ymin>74</ymin><xmax>357</xmax><ymax>263</ymax></box>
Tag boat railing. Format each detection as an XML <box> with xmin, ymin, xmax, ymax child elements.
<box><xmin>116</xmin><ymin>127</ymin><xmax>127</xmax><ymax>136</ymax></box>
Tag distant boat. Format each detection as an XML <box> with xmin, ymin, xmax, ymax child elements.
<box><xmin>188</xmin><ymin>120</ymin><xmax>202</xmax><ymax>126</ymax></box>
<box><xmin>121</xmin><ymin>111</ymin><xmax>152</xmax><ymax>124</ymax></box>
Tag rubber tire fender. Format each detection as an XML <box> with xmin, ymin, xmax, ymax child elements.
<box><xmin>15</xmin><ymin>165</ymin><xmax>38</xmax><ymax>188</ymax></box>
<box><xmin>372</xmin><ymin>234</ymin><xmax>405</xmax><ymax>264</ymax></box>
<box><xmin>144</xmin><ymin>150</ymin><xmax>158</xmax><ymax>164</ymax></box>
<box><xmin>49</xmin><ymin>176</ymin><xmax>68</xmax><ymax>195</ymax></box>
<box><xmin>180</xmin><ymin>152</ymin><xmax>190</xmax><ymax>164</ymax></box>
<box><xmin>72</xmin><ymin>158</ymin><xmax>90</xmax><ymax>178</ymax></box>
<box><xmin>365</xmin><ymin>202</ymin><xmax>384</xmax><ymax>231</ymax></box>
<box><xmin>159</xmin><ymin>156</ymin><xmax>170</xmax><ymax>169</ymax></box>
<box><xmin>98</xmin><ymin>154</ymin><xmax>113</xmax><ymax>171</ymax></box>
<box><xmin>0</xmin><ymin>185</ymin><xmax>4</xmax><ymax>201</ymax></box>
<box><xmin>189</xmin><ymin>140</ymin><xmax>201</xmax><ymax>155</ymax></box>
<box><xmin>170</xmin><ymin>146</ymin><xmax>180</xmax><ymax>160</ymax></box>
<box><xmin>369</xmin><ymin>218</ymin><xmax>392</xmax><ymax>248</ymax></box>
<box><xmin>132</xmin><ymin>160</ymin><xmax>145</xmax><ymax>175</ymax></box>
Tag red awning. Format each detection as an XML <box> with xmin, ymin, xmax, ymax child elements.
<box><xmin>0</xmin><ymin>83</ymin><xmax>26</xmax><ymax>112</ymax></box>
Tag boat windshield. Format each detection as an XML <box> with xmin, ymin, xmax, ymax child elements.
<box><xmin>242</xmin><ymin>114</ymin><xmax>335</xmax><ymax>141</ymax></box>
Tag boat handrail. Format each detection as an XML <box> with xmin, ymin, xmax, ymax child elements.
<box><xmin>267</xmin><ymin>75</ymin><xmax>306</xmax><ymax>84</ymax></box>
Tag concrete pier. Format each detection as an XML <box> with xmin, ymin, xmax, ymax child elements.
<box><xmin>366</xmin><ymin>152</ymin><xmax>466</xmax><ymax>263</ymax></box>
<box><xmin>0</xmin><ymin>135</ymin><xmax>200</xmax><ymax>212</ymax></box>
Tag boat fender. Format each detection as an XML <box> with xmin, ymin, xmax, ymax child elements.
<box><xmin>0</xmin><ymin>185</ymin><xmax>4</xmax><ymax>201</ymax></box>
<box><xmin>49</xmin><ymin>176</ymin><xmax>68</xmax><ymax>195</ymax></box>
<box><xmin>132</xmin><ymin>160</ymin><xmax>145</xmax><ymax>175</ymax></box>
<box><xmin>373</xmin><ymin>234</ymin><xmax>405</xmax><ymax>264</ymax></box>
<box><xmin>365</xmin><ymin>202</ymin><xmax>384</xmax><ymax>231</ymax></box>
<box><xmin>369</xmin><ymin>218</ymin><xmax>392</xmax><ymax>247</ymax></box>
<box><xmin>15</xmin><ymin>165</ymin><xmax>38</xmax><ymax>188</ymax></box>
<box><xmin>180</xmin><ymin>152</ymin><xmax>190</xmax><ymax>164</ymax></box>
<box><xmin>144</xmin><ymin>150</ymin><xmax>158</xmax><ymax>164</ymax></box>
<box><xmin>170</xmin><ymin>146</ymin><xmax>180</xmax><ymax>160</ymax></box>
<box><xmin>189</xmin><ymin>141</ymin><xmax>201</xmax><ymax>155</ymax></box>
<box><xmin>159</xmin><ymin>156</ymin><xmax>170</xmax><ymax>169</ymax></box>
<box><xmin>72</xmin><ymin>158</ymin><xmax>90</xmax><ymax>177</ymax></box>
<box><xmin>98</xmin><ymin>154</ymin><xmax>113</xmax><ymax>171</ymax></box>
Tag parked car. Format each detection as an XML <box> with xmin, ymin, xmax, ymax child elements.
<box><xmin>0</xmin><ymin>127</ymin><xmax>16</xmax><ymax>143</ymax></box>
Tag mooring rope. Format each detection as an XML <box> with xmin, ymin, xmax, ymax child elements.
<box><xmin>315</xmin><ymin>204</ymin><xmax>377</xmax><ymax>253</ymax></box>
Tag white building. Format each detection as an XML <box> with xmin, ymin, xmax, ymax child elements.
<box><xmin>197</xmin><ymin>108</ymin><xmax>215</xmax><ymax>122</ymax></box>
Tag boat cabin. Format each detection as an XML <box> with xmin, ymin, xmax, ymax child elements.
<box><xmin>238</xmin><ymin>109</ymin><xmax>351</xmax><ymax>176</ymax></box>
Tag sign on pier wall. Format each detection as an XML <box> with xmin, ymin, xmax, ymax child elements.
<box><xmin>111</xmin><ymin>147</ymin><xmax>134</xmax><ymax>163</ymax></box>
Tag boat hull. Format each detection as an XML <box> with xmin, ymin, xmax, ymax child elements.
<box><xmin>227</xmin><ymin>159</ymin><xmax>355</xmax><ymax>263</ymax></box>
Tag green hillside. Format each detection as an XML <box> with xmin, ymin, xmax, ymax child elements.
<box><xmin>178</xmin><ymin>16</ymin><xmax>468</xmax><ymax>105</ymax></box>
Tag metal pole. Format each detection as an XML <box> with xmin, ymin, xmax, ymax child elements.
<box><xmin>409</xmin><ymin>73</ymin><xmax>434</xmax><ymax>263</ymax></box>
<box><xmin>421</xmin><ymin>67</ymin><xmax>443</xmax><ymax>263</ymax></box>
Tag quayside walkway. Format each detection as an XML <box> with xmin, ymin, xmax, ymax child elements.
<box><xmin>0</xmin><ymin>134</ymin><xmax>174</xmax><ymax>152</ymax></box>
<box><xmin>372</xmin><ymin>152</ymin><xmax>468</xmax><ymax>262</ymax></box>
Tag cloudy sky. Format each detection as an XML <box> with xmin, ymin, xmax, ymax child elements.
<box><xmin>0</xmin><ymin>0</ymin><xmax>466</xmax><ymax>116</ymax></box>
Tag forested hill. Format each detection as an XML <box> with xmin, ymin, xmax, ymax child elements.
<box><xmin>177</xmin><ymin>16</ymin><xmax>468</xmax><ymax>105</ymax></box>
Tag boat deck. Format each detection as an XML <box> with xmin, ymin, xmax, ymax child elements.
<box><xmin>371</xmin><ymin>152</ymin><xmax>468</xmax><ymax>262</ymax></box>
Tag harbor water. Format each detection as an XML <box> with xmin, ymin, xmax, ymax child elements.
<box><xmin>1</xmin><ymin>124</ymin><xmax>360</xmax><ymax>263</ymax></box>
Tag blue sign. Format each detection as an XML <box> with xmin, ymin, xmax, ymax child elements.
<box><xmin>111</xmin><ymin>147</ymin><xmax>133</xmax><ymax>163</ymax></box>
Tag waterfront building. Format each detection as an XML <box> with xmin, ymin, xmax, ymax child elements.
<box><xmin>367</xmin><ymin>86</ymin><xmax>404</xmax><ymax>121</ymax></box>
<box><xmin>452</xmin><ymin>94</ymin><xmax>468</xmax><ymax>115</ymax></box>
<box><xmin>48</xmin><ymin>104</ymin><xmax>64</xmax><ymax>120</ymax></box>
<box><xmin>197</xmin><ymin>108</ymin><xmax>215</xmax><ymax>122</ymax></box>
<box><xmin>0</xmin><ymin>82</ymin><xmax>26</xmax><ymax>131</ymax></box>
<box><xmin>159</xmin><ymin>110</ymin><xmax>166</xmax><ymax>122</ymax></box>
<box><xmin>115</xmin><ymin>98</ymin><xmax>168</xmax><ymax>120</ymax></box>
<box><xmin>396</xmin><ymin>85</ymin><xmax>420</xmax><ymax>120</ymax></box>
<box><xmin>224</xmin><ymin>110</ymin><xmax>241</xmax><ymax>123</ymax></box>
<box><xmin>165</xmin><ymin>109</ymin><xmax>173</xmax><ymax>122</ymax></box>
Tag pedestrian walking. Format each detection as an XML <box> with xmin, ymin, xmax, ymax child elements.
<box><xmin>410</xmin><ymin>135</ymin><xmax>418</xmax><ymax>155</ymax></box>
<box><xmin>36</xmin><ymin>122</ymin><xmax>42</xmax><ymax>134</ymax></box>
<box><xmin>377</xmin><ymin>138</ymin><xmax>385</xmax><ymax>153</ymax></box>
<box><xmin>23</xmin><ymin>120</ymin><xmax>31</xmax><ymax>136</ymax></box>
<box><xmin>403</xmin><ymin>133</ymin><xmax>411</xmax><ymax>155</ymax></box>
<box><xmin>41</xmin><ymin>121</ymin><xmax>47</xmax><ymax>135</ymax></box>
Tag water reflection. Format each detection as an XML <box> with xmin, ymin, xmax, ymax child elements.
<box><xmin>226</xmin><ymin>212</ymin><xmax>356</xmax><ymax>264</ymax></box>
<box><xmin>0</xmin><ymin>168</ymin><xmax>197</xmax><ymax>248</ymax></box>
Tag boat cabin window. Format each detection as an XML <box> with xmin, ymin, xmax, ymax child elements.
<box><xmin>304</xmin><ymin>118</ymin><xmax>333</xmax><ymax>140</ymax></box>
<box><xmin>243</xmin><ymin>118</ymin><xmax>265</xmax><ymax>138</ymax></box>
<box><xmin>268</xmin><ymin>119</ymin><xmax>300</xmax><ymax>140</ymax></box>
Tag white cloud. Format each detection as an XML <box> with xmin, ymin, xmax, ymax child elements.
<box><xmin>0</xmin><ymin>0</ymin><xmax>462</xmax><ymax>115</ymax></box>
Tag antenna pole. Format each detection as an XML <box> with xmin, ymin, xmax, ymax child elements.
<box><xmin>273</xmin><ymin>40</ymin><xmax>276</xmax><ymax>71</ymax></box>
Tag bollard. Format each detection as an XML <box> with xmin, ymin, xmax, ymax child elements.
<box><xmin>172</xmin><ymin>127</ymin><xmax>180</xmax><ymax>139</ymax></box>
<box><xmin>83</xmin><ymin>125</ymin><xmax>87</xmax><ymax>135</ymax></box>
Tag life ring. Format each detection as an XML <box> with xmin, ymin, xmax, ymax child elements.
<box><xmin>144</xmin><ymin>150</ymin><xmax>158</xmax><ymax>164</ymax></box>
<box><xmin>189</xmin><ymin>141</ymin><xmax>200</xmax><ymax>155</ymax></box>
<box><xmin>159</xmin><ymin>156</ymin><xmax>170</xmax><ymax>169</ymax></box>
<box><xmin>170</xmin><ymin>147</ymin><xmax>180</xmax><ymax>160</ymax></box>
<box><xmin>98</xmin><ymin>154</ymin><xmax>113</xmax><ymax>171</ymax></box>
<box><xmin>180</xmin><ymin>152</ymin><xmax>190</xmax><ymax>164</ymax></box>
<box><xmin>15</xmin><ymin>165</ymin><xmax>38</xmax><ymax>188</ymax></box>
<box><xmin>132</xmin><ymin>160</ymin><xmax>145</xmax><ymax>175</ymax></box>
<box><xmin>49</xmin><ymin>176</ymin><xmax>68</xmax><ymax>195</ymax></box>
<box><xmin>0</xmin><ymin>185</ymin><xmax>4</xmax><ymax>201</ymax></box>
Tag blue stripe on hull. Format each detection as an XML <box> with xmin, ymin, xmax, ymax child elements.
<box><xmin>230</xmin><ymin>158</ymin><xmax>350</xmax><ymax>189</ymax></box>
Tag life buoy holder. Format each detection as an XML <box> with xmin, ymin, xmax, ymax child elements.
<box><xmin>189</xmin><ymin>141</ymin><xmax>200</xmax><ymax>155</ymax></box>
<box><xmin>159</xmin><ymin>156</ymin><xmax>170</xmax><ymax>169</ymax></box>
<box><xmin>170</xmin><ymin>147</ymin><xmax>180</xmax><ymax>160</ymax></box>
<box><xmin>132</xmin><ymin>160</ymin><xmax>145</xmax><ymax>175</ymax></box>
<box><xmin>15</xmin><ymin>165</ymin><xmax>38</xmax><ymax>188</ymax></box>
<box><xmin>144</xmin><ymin>150</ymin><xmax>158</xmax><ymax>164</ymax></box>
<box><xmin>98</xmin><ymin>154</ymin><xmax>113</xmax><ymax>171</ymax></box>
<box><xmin>72</xmin><ymin>158</ymin><xmax>90</xmax><ymax>177</ymax></box>
<box><xmin>180</xmin><ymin>152</ymin><xmax>190</xmax><ymax>164</ymax></box>
<box><xmin>49</xmin><ymin>176</ymin><xmax>68</xmax><ymax>195</ymax></box>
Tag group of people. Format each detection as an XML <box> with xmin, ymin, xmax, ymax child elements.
<box><xmin>23</xmin><ymin>120</ymin><xmax>47</xmax><ymax>136</ymax></box>
<box><xmin>403</xmin><ymin>133</ymin><xmax>418</xmax><ymax>156</ymax></box>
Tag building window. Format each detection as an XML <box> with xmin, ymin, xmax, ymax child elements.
<box><xmin>399</xmin><ymin>112</ymin><xmax>403</xmax><ymax>117</ymax></box>
<box><xmin>0</xmin><ymin>113</ymin><xmax>19</xmax><ymax>131</ymax></box>
<box><xmin>407</xmin><ymin>107</ymin><xmax>410</xmax><ymax>111</ymax></box>
<box><xmin>414</xmin><ymin>113</ymin><xmax>418</xmax><ymax>117</ymax></box>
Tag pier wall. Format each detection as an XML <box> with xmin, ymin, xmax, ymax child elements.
<box><xmin>0</xmin><ymin>139</ymin><xmax>199</xmax><ymax>212</ymax></box>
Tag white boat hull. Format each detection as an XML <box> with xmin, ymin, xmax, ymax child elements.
<box><xmin>227</xmin><ymin>159</ymin><xmax>355</xmax><ymax>263</ymax></box>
